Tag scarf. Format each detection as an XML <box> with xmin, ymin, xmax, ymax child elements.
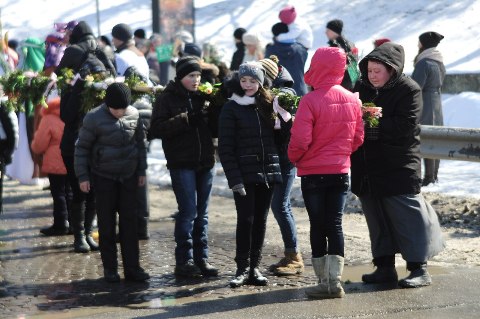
<box><xmin>230</xmin><ymin>93</ymin><xmax>255</xmax><ymax>106</ymax></box>
<box><xmin>414</xmin><ymin>48</ymin><xmax>443</xmax><ymax>66</ymax></box>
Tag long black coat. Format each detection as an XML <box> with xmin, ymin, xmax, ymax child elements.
<box><xmin>218</xmin><ymin>95</ymin><xmax>282</xmax><ymax>188</ymax></box>
<box><xmin>412</xmin><ymin>53</ymin><xmax>446</xmax><ymax>126</ymax></box>
<box><xmin>351</xmin><ymin>42</ymin><xmax>423</xmax><ymax>197</ymax></box>
<box><xmin>56</xmin><ymin>22</ymin><xmax>99</xmax><ymax>156</ymax></box>
<box><xmin>149</xmin><ymin>80</ymin><xmax>215</xmax><ymax>170</ymax></box>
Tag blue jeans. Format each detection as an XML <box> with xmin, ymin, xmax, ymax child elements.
<box><xmin>301</xmin><ymin>174</ymin><xmax>349</xmax><ymax>257</ymax></box>
<box><xmin>271</xmin><ymin>166</ymin><xmax>298</xmax><ymax>253</ymax></box>
<box><xmin>170</xmin><ymin>168</ymin><xmax>213</xmax><ymax>265</ymax></box>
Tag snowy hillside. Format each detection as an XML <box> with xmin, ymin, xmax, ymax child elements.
<box><xmin>2</xmin><ymin>0</ymin><xmax>480</xmax><ymax>73</ymax></box>
<box><xmin>2</xmin><ymin>0</ymin><xmax>480</xmax><ymax>198</ymax></box>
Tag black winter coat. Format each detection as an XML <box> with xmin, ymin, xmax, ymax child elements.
<box><xmin>351</xmin><ymin>42</ymin><xmax>422</xmax><ymax>197</ymax></box>
<box><xmin>75</xmin><ymin>105</ymin><xmax>147</xmax><ymax>183</ymax></box>
<box><xmin>329</xmin><ymin>36</ymin><xmax>357</xmax><ymax>91</ymax></box>
<box><xmin>230</xmin><ymin>42</ymin><xmax>245</xmax><ymax>71</ymax></box>
<box><xmin>218</xmin><ymin>95</ymin><xmax>282</xmax><ymax>188</ymax></box>
<box><xmin>0</xmin><ymin>102</ymin><xmax>18</xmax><ymax>165</ymax></box>
<box><xmin>56</xmin><ymin>22</ymin><xmax>100</xmax><ymax>156</ymax></box>
<box><xmin>149</xmin><ymin>80</ymin><xmax>216</xmax><ymax>170</ymax></box>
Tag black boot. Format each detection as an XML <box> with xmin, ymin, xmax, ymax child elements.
<box><xmin>85</xmin><ymin>233</ymin><xmax>99</xmax><ymax>251</ymax></box>
<box><xmin>104</xmin><ymin>268</ymin><xmax>120</xmax><ymax>283</ymax></box>
<box><xmin>71</xmin><ymin>202</ymin><xmax>90</xmax><ymax>253</ymax></box>
<box><xmin>74</xmin><ymin>233</ymin><xmax>90</xmax><ymax>253</ymax></box>
<box><xmin>230</xmin><ymin>267</ymin><xmax>250</xmax><ymax>288</ymax></box>
<box><xmin>362</xmin><ymin>256</ymin><xmax>398</xmax><ymax>284</ymax></box>
<box><xmin>125</xmin><ymin>266</ymin><xmax>150</xmax><ymax>282</ymax></box>
<box><xmin>230</xmin><ymin>258</ymin><xmax>249</xmax><ymax>288</ymax></box>
<box><xmin>399</xmin><ymin>262</ymin><xmax>431</xmax><ymax>288</ymax></box>
<box><xmin>249</xmin><ymin>253</ymin><xmax>268</xmax><ymax>286</ymax></box>
<box><xmin>248</xmin><ymin>267</ymin><xmax>268</xmax><ymax>286</ymax></box>
<box><xmin>84</xmin><ymin>199</ymin><xmax>99</xmax><ymax>251</ymax></box>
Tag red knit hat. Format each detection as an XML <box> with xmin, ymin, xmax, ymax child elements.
<box><xmin>373</xmin><ymin>38</ymin><xmax>391</xmax><ymax>48</ymax></box>
<box><xmin>279</xmin><ymin>6</ymin><xmax>297</xmax><ymax>25</ymax></box>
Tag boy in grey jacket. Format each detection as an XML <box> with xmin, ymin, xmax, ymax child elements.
<box><xmin>75</xmin><ymin>83</ymin><xmax>149</xmax><ymax>282</ymax></box>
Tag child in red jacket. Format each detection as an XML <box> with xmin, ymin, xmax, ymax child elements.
<box><xmin>288</xmin><ymin>47</ymin><xmax>364</xmax><ymax>299</ymax></box>
<box><xmin>31</xmin><ymin>96</ymin><xmax>72</xmax><ymax>235</ymax></box>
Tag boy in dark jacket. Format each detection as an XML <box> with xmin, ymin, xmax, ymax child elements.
<box><xmin>149</xmin><ymin>56</ymin><xmax>218</xmax><ymax>278</ymax></box>
<box><xmin>75</xmin><ymin>83</ymin><xmax>149</xmax><ymax>283</ymax></box>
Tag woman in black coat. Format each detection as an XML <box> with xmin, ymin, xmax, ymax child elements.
<box><xmin>351</xmin><ymin>42</ymin><xmax>444</xmax><ymax>289</ymax></box>
<box><xmin>218</xmin><ymin>63</ymin><xmax>282</xmax><ymax>288</ymax></box>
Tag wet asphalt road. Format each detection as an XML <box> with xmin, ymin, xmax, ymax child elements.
<box><xmin>0</xmin><ymin>179</ymin><xmax>479</xmax><ymax>319</ymax></box>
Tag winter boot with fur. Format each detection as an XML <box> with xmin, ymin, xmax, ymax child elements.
<box><xmin>362</xmin><ymin>255</ymin><xmax>398</xmax><ymax>284</ymax></box>
<box><xmin>398</xmin><ymin>262</ymin><xmax>432</xmax><ymax>288</ymax></box>
<box><xmin>272</xmin><ymin>252</ymin><xmax>305</xmax><ymax>276</ymax></box>
<box><xmin>306</xmin><ymin>255</ymin><xmax>345</xmax><ymax>299</ymax></box>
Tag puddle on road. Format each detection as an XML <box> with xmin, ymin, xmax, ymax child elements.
<box><xmin>4</xmin><ymin>265</ymin><xmax>453</xmax><ymax>319</ymax></box>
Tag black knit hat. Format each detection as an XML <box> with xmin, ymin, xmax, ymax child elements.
<box><xmin>272</xmin><ymin>22</ymin><xmax>289</xmax><ymax>37</ymax></box>
<box><xmin>326</xmin><ymin>19</ymin><xmax>343</xmax><ymax>35</ymax></box>
<box><xmin>105</xmin><ymin>83</ymin><xmax>131</xmax><ymax>109</ymax></box>
<box><xmin>183</xmin><ymin>43</ymin><xmax>202</xmax><ymax>58</ymax></box>
<box><xmin>112</xmin><ymin>23</ymin><xmax>133</xmax><ymax>42</ymax></box>
<box><xmin>176</xmin><ymin>56</ymin><xmax>202</xmax><ymax>80</ymax></box>
<box><xmin>419</xmin><ymin>31</ymin><xmax>444</xmax><ymax>49</ymax></box>
<box><xmin>233</xmin><ymin>28</ymin><xmax>247</xmax><ymax>40</ymax></box>
<box><xmin>134</xmin><ymin>28</ymin><xmax>146</xmax><ymax>39</ymax></box>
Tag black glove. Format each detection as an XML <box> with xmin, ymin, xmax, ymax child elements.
<box><xmin>187</xmin><ymin>109</ymin><xmax>203</xmax><ymax>126</ymax></box>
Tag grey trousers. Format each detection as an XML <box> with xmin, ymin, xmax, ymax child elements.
<box><xmin>360</xmin><ymin>194</ymin><xmax>445</xmax><ymax>262</ymax></box>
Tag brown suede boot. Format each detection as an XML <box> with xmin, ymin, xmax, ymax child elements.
<box><xmin>274</xmin><ymin>252</ymin><xmax>305</xmax><ymax>276</ymax></box>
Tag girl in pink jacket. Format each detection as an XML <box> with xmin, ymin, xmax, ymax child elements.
<box><xmin>288</xmin><ymin>47</ymin><xmax>363</xmax><ymax>299</ymax></box>
<box><xmin>31</xmin><ymin>97</ymin><xmax>72</xmax><ymax>236</ymax></box>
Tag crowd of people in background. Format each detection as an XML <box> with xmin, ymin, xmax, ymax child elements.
<box><xmin>0</xmin><ymin>4</ymin><xmax>447</xmax><ymax>298</ymax></box>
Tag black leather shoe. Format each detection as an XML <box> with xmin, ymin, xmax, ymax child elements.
<box><xmin>362</xmin><ymin>267</ymin><xmax>398</xmax><ymax>284</ymax></box>
<box><xmin>230</xmin><ymin>268</ymin><xmax>249</xmax><ymax>288</ymax></box>
<box><xmin>125</xmin><ymin>267</ymin><xmax>150</xmax><ymax>282</ymax></box>
<box><xmin>196</xmin><ymin>260</ymin><xmax>219</xmax><ymax>277</ymax></box>
<box><xmin>104</xmin><ymin>269</ymin><xmax>120</xmax><ymax>283</ymax></box>
<box><xmin>248</xmin><ymin>268</ymin><xmax>268</xmax><ymax>286</ymax></box>
<box><xmin>40</xmin><ymin>225</ymin><xmax>69</xmax><ymax>236</ymax></box>
<box><xmin>399</xmin><ymin>264</ymin><xmax>431</xmax><ymax>288</ymax></box>
<box><xmin>175</xmin><ymin>260</ymin><xmax>202</xmax><ymax>277</ymax></box>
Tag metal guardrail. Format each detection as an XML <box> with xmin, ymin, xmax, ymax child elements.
<box><xmin>420</xmin><ymin>125</ymin><xmax>480</xmax><ymax>162</ymax></box>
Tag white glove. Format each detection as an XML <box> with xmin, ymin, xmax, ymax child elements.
<box><xmin>232</xmin><ymin>184</ymin><xmax>247</xmax><ymax>196</ymax></box>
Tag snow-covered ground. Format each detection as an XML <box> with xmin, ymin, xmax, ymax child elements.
<box><xmin>2</xmin><ymin>0</ymin><xmax>480</xmax><ymax>198</ymax></box>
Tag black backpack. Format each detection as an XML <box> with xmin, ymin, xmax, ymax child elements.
<box><xmin>76</xmin><ymin>46</ymin><xmax>116</xmax><ymax>78</ymax></box>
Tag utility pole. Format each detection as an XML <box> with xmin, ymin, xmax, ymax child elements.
<box><xmin>96</xmin><ymin>0</ymin><xmax>101</xmax><ymax>36</ymax></box>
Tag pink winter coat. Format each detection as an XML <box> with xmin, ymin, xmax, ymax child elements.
<box><xmin>31</xmin><ymin>97</ymin><xmax>67</xmax><ymax>175</ymax></box>
<box><xmin>288</xmin><ymin>47</ymin><xmax>364</xmax><ymax>176</ymax></box>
